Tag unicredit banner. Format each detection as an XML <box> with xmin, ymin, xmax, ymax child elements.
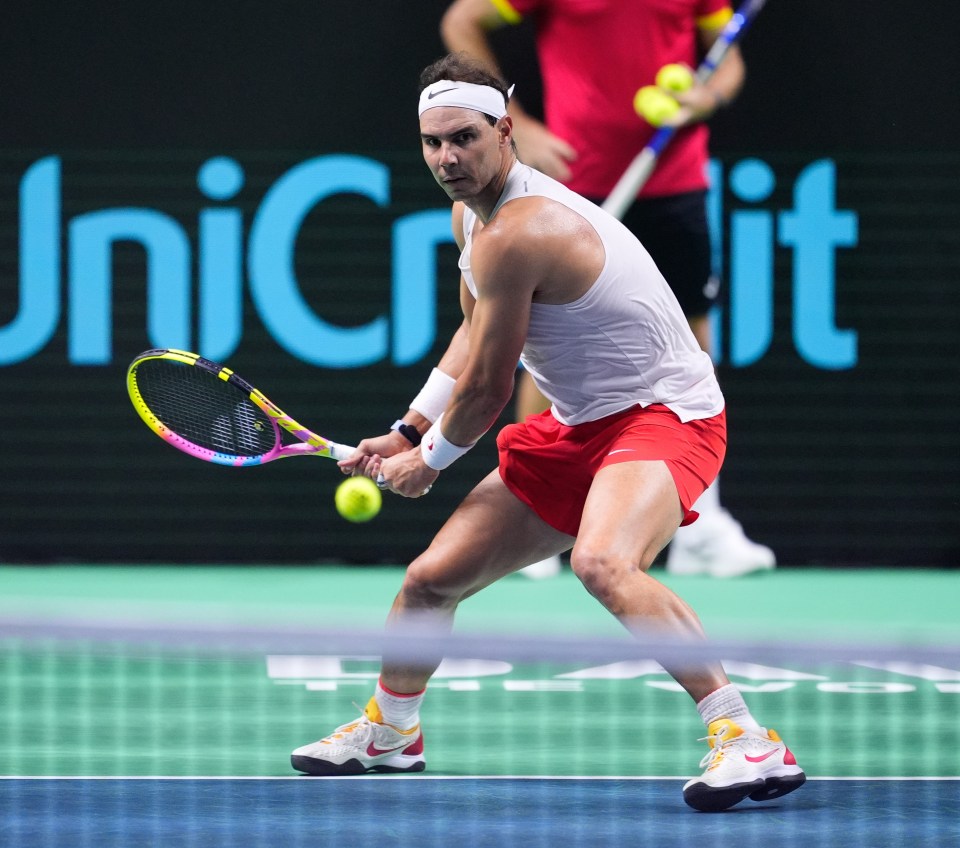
<box><xmin>2</xmin><ymin>155</ymin><xmax>858</xmax><ymax>371</ymax></box>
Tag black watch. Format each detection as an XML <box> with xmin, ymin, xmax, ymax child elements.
<box><xmin>391</xmin><ymin>419</ymin><xmax>422</xmax><ymax>446</ymax></box>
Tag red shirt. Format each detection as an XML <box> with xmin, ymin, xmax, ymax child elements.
<box><xmin>501</xmin><ymin>0</ymin><xmax>730</xmax><ymax>198</ymax></box>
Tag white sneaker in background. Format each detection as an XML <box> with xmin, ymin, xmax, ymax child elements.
<box><xmin>666</xmin><ymin>508</ymin><xmax>776</xmax><ymax>578</ymax></box>
<box><xmin>520</xmin><ymin>554</ymin><xmax>562</xmax><ymax>579</ymax></box>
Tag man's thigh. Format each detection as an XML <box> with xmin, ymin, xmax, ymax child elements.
<box><xmin>576</xmin><ymin>460</ymin><xmax>683</xmax><ymax>570</ymax></box>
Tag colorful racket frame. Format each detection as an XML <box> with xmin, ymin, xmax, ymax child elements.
<box><xmin>127</xmin><ymin>348</ymin><xmax>355</xmax><ymax>467</ymax></box>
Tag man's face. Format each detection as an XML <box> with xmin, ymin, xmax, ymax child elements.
<box><xmin>419</xmin><ymin>107</ymin><xmax>504</xmax><ymax>201</ymax></box>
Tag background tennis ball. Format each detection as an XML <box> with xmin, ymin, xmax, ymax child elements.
<box><xmin>655</xmin><ymin>63</ymin><xmax>694</xmax><ymax>93</ymax></box>
<box><xmin>633</xmin><ymin>85</ymin><xmax>680</xmax><ymax>127</ymax></box>
<box><xmin>335</xmin><ymin>476</ymin><xmax>382</xmax><ymax>523</ymax></box>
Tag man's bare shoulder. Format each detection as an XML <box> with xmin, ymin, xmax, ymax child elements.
<box><xmin>475</xmin><ymin>196</ymin><xmax>593</xmax><ymax>257</ymax></box>
<box><xmin>472</xmin><ymin>196</ymin><xmax>604</xmax><ymax>302</ymax></box>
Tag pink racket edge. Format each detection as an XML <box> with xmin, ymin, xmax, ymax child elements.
<box><xmin>247</xmin><ymin>389</ymin><xmax>357</xmax><ymax>464</ymax></box>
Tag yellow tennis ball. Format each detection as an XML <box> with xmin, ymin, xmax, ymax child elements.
<box><xmin>633</xmin><ymin>85</ymin><xmax>680</xmax><ymax>127</ymax></box>
<box><xmin>335</xmin><ymin>476</ymin><xmax>382</xmax><ymax>523</ymax></box>
<box><xmin>656</xmin><ymin>63</ymin><xmax>694</xmax><ymax>93</ymax></box>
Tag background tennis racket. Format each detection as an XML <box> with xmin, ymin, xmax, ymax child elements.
<box><xmin>127</xmin><ymin>349</ymin><xmax>355</xmax><ymax>467</ymax></box>
<box><xmin>602</xmin><ymin>0</ymin><xmax>769</xmax><ymax>220</ymax></box>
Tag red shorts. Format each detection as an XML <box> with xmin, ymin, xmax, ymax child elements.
<box><xmin>497</xmin><ymin>404</ymin><xmax>727</xmax><ymax>537</ymax></box>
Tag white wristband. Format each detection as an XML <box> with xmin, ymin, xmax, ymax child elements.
<box><xmin>420</xmin><ymin>414</ymin><xmax>476</xmax><ymax>470</ymax></box>
<box><xmin>410</xmin><ymin>368</ymin><xmax>456</xmax><ymax>424</ymax></box>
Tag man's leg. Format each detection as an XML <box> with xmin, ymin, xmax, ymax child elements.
<box><xmin>291</xmin><ymin>470</ymin><xmax>573</xmax><ymax>775</ymax></box>
<box><xmin>381</xmin><ymin>468</ymin><xmax>572</xmax><ymax>691</ymax></box>
<box><xmin>571</xmin><ymin>459</ymin><xmax>727</xmax><ymax>698</ymax></box>
<box><xmin>572</xmin><ymin>460</ymin><xmax>804</xmax><ymax>811</ymax></box>
<box><xmin>667</xmin><ymin>312</ymin><xmax>777</xmax><ymax>578</ymax></box>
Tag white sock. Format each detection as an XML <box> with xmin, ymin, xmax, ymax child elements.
<box><xmin>374</xmin><ymin>679</ymin><xmax>425</xmax><ymax>731</ymax></box>
<box><xmin>696</xmin><ymin>683</ymin><xmax>764</xmax><ymax>734</ymax></box>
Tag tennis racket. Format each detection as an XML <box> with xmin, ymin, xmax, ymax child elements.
<box><xmin>127</xmin><ymin>349</ymin><xmax>355</xmax><ymax>467</ymax></box>
<box><xmin>602</xmin><ymin>0</ymin><xmax>769</xmax><ymax>219</ymax></box>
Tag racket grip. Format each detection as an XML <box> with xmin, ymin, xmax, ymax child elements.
<box><xmin>328</xmin><ymin>442</ymin><xmax>357</xmax><ymax>462</ymax></box>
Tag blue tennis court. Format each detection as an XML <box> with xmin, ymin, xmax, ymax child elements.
<box><xmin>1</xmin><ymin>565</ymin><xmax>958</xmax><ymax>846</ymax></box>
<box><xmin>2</xmin><ymin>778</ymin><xmax>958</xmax><ymax>847</ymax></box>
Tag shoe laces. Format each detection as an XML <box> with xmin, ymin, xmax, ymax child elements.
<box><xmin>323</xmin><ymin>706</ymin><xmax>374</xmax><ymax>744</ymax></box>
<box><xmin>697</xmin><ymin>723</ymin><xmax>738</xmax><ymax>770</ymax></box>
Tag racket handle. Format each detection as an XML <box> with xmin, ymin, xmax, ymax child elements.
<box><xmin>328</xmin><ymin>442</ymin><xmax>357</xmax><ymax>462</ymax></box>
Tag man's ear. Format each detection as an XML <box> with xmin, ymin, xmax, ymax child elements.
<box><xmin>498</xmin><ymin>115</ymin><xmax>513</xmax><ymax>146</ymax></box>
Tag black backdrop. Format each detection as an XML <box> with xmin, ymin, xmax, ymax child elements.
<box><xmin>2</xmin><ymin>1</ymin><xmax>958</xmax><ymax>566</ymax></box>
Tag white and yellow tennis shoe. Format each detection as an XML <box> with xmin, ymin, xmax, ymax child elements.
<box><xmin>291</xmin><ymin>698</ymin><xmax>425</xmax><ymax>776</ymax></box>
<box><xmin>683</xmin><ymin>718</ymin><xmax>805</xmax><ymax>812</ymax></box>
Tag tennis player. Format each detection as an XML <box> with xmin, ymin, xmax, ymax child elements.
<box><xmin>291</xmin><ymin>53</ymin><xmax>804</xmax><ymax>812</ymax></box>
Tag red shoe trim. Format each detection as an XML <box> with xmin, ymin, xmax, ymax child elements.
<box><xmin>367</xmin><ymin>741</ymin><xmax>411</xmax><ymax>757</ymax></box>
<box><xmin>403</xmin><ymin>733</ymin><xmax>425</xmax><ymax>756</ymax></box>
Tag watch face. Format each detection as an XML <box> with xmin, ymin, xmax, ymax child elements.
<box><xmin>393</xmin><ymin>422</ymin><xmax>421</xmax><ymax>446</ymax></box>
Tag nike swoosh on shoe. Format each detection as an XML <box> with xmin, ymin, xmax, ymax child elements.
<box><xmin>367</xmin><ymin>740</ymin><xmax>414</xmax><ymax>757</ymax></box>
<box><xmin>744</xmin><ymin>749</ymin><xmax>780</xmax><ymax>763</ymax></box>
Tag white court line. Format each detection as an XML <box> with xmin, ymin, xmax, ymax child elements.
<box><xmin>2</xmin><ymin>775</ymin><xmax>958</xmax><ymax>781</ymax></box>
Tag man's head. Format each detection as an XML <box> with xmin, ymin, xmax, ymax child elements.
<box><xmin>417</xmin><ymin>53</ymin><xmax>516</xmax><ymax>205</ymax></box>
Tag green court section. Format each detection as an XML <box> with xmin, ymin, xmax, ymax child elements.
<box><xmin>2</xmin><ymin>565</ymin><xmax>959</xmax><ymax>641</ymax></box>
<box><xmin>1</xmin><ymin>566</ymin><xmax>958</xmax><ymax>779</ymax></box>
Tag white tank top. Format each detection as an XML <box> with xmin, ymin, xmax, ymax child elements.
<box><xmin>459</xmin><ymin>162</ymin><xmax>724</xmax><ymax>425</ymax></box>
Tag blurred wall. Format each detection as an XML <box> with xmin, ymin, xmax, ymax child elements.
<box><xmin>1</xmin><ymin>1</ymin><xmax>958</xmax><ymax>566</ymax></box>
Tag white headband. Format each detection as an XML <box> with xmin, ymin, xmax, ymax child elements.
<box><xmin>418</xmin><ymin>79</ymin><xmax>515</xmax><ymax>120</ymax></box>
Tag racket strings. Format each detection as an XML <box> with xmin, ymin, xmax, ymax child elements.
<box><xmin>136</xmin><ymin>362</ymin><xmax>277</xmax><ymax>458</ymax></box>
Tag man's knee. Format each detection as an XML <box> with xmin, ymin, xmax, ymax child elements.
<box><xmin>401</xmin><ymin>550</ymin><xmax>470</xmax><ymax>608</ymax></box>
<box><xmin>569</xmin><ymin>543</ymin><xmax>657</xmax><ymax>603</ymax></box>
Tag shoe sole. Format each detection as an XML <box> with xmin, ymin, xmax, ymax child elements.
<box><xmin>683</xmin><ymin>771</ymin><xmax>806</xmax><ymax>812</ymax></box>
<box><xmin>291</xmin><ymin>754</ymin><xmax>426</xmax><ymax>776</ymax></box>
<box><xmin>749</xmin><ymin>771</ymin><xmax>806</xmax><ymax>802</ymax></box>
